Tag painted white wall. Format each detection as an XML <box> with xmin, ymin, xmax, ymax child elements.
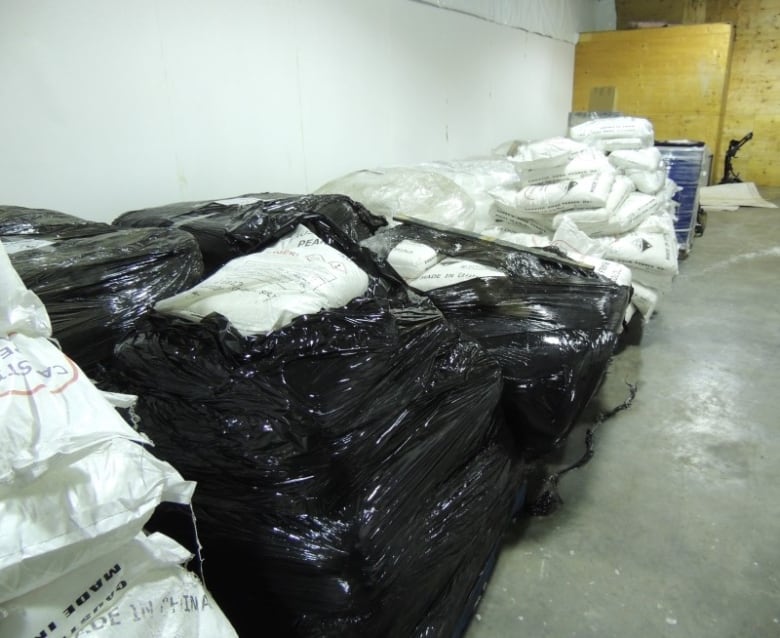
<box><xmin>1</xmin><ymin>0</ymin><xmax>578</xmax><ymax>222</ymax></box>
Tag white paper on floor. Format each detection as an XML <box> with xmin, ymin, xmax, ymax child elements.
<box><xmin>699</xmin><ymin>182</ymin><xmax>778</xmax><ymax>210</ymax></box>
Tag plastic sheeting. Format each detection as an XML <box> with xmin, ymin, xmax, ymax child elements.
<box><xmin>315</xmin><ymin>168</ymin><xmax>478</xmax><ymax>231</ymax></box>
<box><xmin>362</xmin><ymin>221</ymin><xmax>631</xmax><ymax>453</ymax></box>
<box><xmin>107</xmin><ymin>216</ymin><xmax>524</xmax><ymax>637</ymax></box>
<box><xmin>411</xmin><ymin>0</ymin><xmax>616</xmax><ymax>44</ymax></box>
<box><xmin>113</xmin><ymin>192</ymin><xmax>386</xmax><ymax>276</ymax></box>
<box><xmin>0</xmin><ymin>204</ymin><xmax>111</xmax><ymax>239</ymax></box>
<box><xmin>413</xmin><ymin>158</ymin><xmax>519</xmax><ymax>232</ymax></box>
<box><xmin>1</xmin><ymin>211</ymin><xmax>204</xmax><ymax>376</ymax></box>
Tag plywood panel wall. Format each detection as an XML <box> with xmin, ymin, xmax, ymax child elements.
<box><xmin>707</xmin><ymin>0</ymin><xmax>780</xmax><ymax>185</ymax></box>
<box><xmin>615</xmin><ymin>0</ymin><xmax>706</xmax><ymax>29</ymax></box>
<box><xmin>573</xmin><ymin>23</ymin><xmax>734</xmax><ymax>180</ymax></box>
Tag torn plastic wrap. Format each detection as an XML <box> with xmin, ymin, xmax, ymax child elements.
<box><xmin>107</xmin><ymin>217</ymin><xmax>524</xmax><ymax>637</ymax></box>
<box><xmin>112</xmin><ymin>192</ymin><xmax>387</xmax><ymax>276</ymax></box>
<box><xmin>2</xmin><ymin>222</ymin><xmax>204</xmax><ymax>377</ymax></box>
<box><xmin>361</xmin><ymin>222</ymin><xmax>632</xmax><ymax>454</ymax></box>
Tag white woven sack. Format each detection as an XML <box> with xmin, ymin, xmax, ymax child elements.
<box><xmin>0</xmin><ymin>438</ymin><xmax>194</xmax><ymax>602</ymax></box>
<box><xmin>549</xmin><ymin>219</ymin><xmax>632</xmax><ymax>288</ymax></box>
<box><xmin>315</xmin><ymin>167</ymin><xmax>477</xmax><ymax>230</ymax></box>
<box><xmin>548</xmin><ymin>217</ymin><xmax>605</xmax><ymax>257</ymax></box>
<box><xmin>478</xmin><ymin>228</ymin><xmax>552</xmax><ymax>250</ymax></box>
<box><xmin>1</xmin><ymin>241</ymin><xmax>151</xmax><ymax>485</ymax></box>
<box><xmin>626</xmin><ymin>168</ymin><xmax>667</xmax><ymax>194</ymax></box>
<box><xmin>490</xmin><ymin>204</ymin><xmax>556</xmax><ymax>234</ymax></box>
<box><xmin>569</xmin><ymin>116</ymin><xmax>655</xmax><ymax>151</ymax></box>
<box><xmin>155</xmin><ymin>225</ymin><xmax>369</xmax><ymax>335</ymax></box>
<box><xmin>630</xmin><ymin>282</ymin><xmax>660</xmax><ymax>320</ymax></box>
<box><xmin>407</xmin><ymin>257</ymin><xmax>506</xmax><ymax>292</ymax></box>
<box><xmin>552</xmin><ymin>174</ymin><xmax>636</xmax><ymax>232</ymax></box>
<box><xmin>608</xmin><ymin>147</ymin><xmax>663</xmax><ymax>172</ymax></box>
<box><xmin>490</xmin><ymin>171</ymin><xmax>615</xmax><ymax>219</ymax></box>
<box><xmin>587</xmin><ymin>192</ymin><xmax>661</xmax><ymax>238</ymax></box>
<box><xmin>0</xmin><ymin>532</ymin><xmax>237</xmax><ymax>638</ymax></box>
<box><xmin>509</xmin><ymin>136</ymin><xmax>587</xmax><ymax>171</ymax></box>
<box><xmin>602</xmin><ymin>226</ymin><xmax>679</xmax><ymax>291</ymax></box>
<box><xmin>516</xmin><ymin>148</ymin><xmax>613</xmax><ymax>186</ymax></box>
<box><xmin>386</xmin><ymin>240</ymin><xmax>441</xmax><ymax>280</ymax></box>
<box><xmin>0</xmin><ymin>241</ymin><xmax>50</xmax><ymax>338</ymax></box>
<box><xmin>414</xmin><ymin>158</ymin><xmax>518</xmax><ymax>231</ymax></box>
<box><xmin>0</xmin><ymin>332</ymin><xmax>151</xmax><ymax>484</ymax></box>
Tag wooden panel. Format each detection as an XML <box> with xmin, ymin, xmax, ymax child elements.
<box><xmin>573</xmin><ymin>24</ymin><xmax>734</xmax><ymax>181</ymax></box>
<box><xmin>616</xmin><ymin>0</ymin><xmax>706</xmax><ymax>28</ymax></box>
<box><xmin>704</xmin><ymin>0</ymin><xmax>741</xmax><ymax>25</ymax></box>
<box><xmin>610</xmin><ymin>0</ymin><xmax>780</xmax><ymax>185</ymax></box>
<box><xmin>709</xmin><ymin>0</ymin><xmax>780</xmax><ymax>185</ymax></box>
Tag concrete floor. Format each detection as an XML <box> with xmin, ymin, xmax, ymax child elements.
<box><xmin>465</xmin><ymin>187</ymin><xmax>780</xmax><ymax>638</ymax></box>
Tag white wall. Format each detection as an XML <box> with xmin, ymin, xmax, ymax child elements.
<box><xmin>0</xmin><ymin>0</ymin><xmax>577</xmax><ymax>222</ymax></box>
<box><xmin>412</xmin><ymin>0</ymin><xmax>616</xmax><ymax>43</ymax></box>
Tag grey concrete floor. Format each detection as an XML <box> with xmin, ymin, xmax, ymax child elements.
<box><xmin>465</xmin><ymin>187</ymin><xmax>780</xmax><ymax>638</ymax></box>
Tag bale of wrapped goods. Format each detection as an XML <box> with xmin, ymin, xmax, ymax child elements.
<box><xmin>361</xmin><ymin>221</ymin><xmax>632</xmax><ymax>455</ymax></box>
<box><xmin>113</xmin><ymin>192</ymin><xmax>386</xmax><ymax>276</ymax></box>
<box><xmin>0</xmin><ymin>205</ymin><xmax>112</xmax><ymax>239</ymax></box>
<box><xmin>0</xmin><ymin>205</ymin><xmax>204</xmax><ymax>378</ymax></box>
<box><xmin>107</xmin><ymin>214</ymin><xmax>524</xmax><ymax>637</ymax></box>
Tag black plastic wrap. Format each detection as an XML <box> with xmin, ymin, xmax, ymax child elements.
<box><xmin>108</xmin><ymin>218</ymin><xmax>524</xmax><ymax>637</ymax></box>
<box><xmin>113</xmin><ymin>192</ymin><xmax>387</xmax><ymax>275</ymax></box>
<box><xmin>361</xmin><ymin>222</ymin><xmax>632</xmax><ymax>454</ymax></box>
<box><xmin>0</xmin><ymin>204</ymin><xmax>112</xmax><ymax>238</ymax></box>
<box><xmin>3</xmin><ymin>223</ymin><xmax>204</xmax><ymax>376</ymax></box>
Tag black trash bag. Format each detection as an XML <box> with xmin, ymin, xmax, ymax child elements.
<box><xmin>361</xmin><ymin>222</ymin><xmax>632</xmax><ymax>455</ymax></box>
<box><xmin>108</xmin><ymin>218</ymin><xmax>524</xmax><ymax>637</ymax></box>
<box><xmin>3</xmin><ymin>223</ymin><xmax>204</xmax><ymax>377</ymax></box>
<box><xmin>0</xmin><ymin>204</ymin><xmax>112</xmax><ymax>239</ymax></box>
<box><xmin>112</xmin><ymin>192</ymin><xmax>387</xmax><ymax>275</ymax></box>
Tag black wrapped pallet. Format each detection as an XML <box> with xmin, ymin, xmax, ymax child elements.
<box><xmin>361</xmin><ymin>222</ymin><xmax>632</xmax><ymax>456</ymax></box>
<box><xmin>0</xmin><ymin>205</ymin><xmax>204</xmax><ymax>377</ymax></box>
<box><xmin>113</xmin><ymin>192</ymin><xmax>387</xmax><ymax>275</ymax></box>
<box><xmin>108</xmin><ymin>216</ymin><xmax>524</xmax><ymax>637</ymax></box>
<box><xmin>0</xmin><ymin>204</ymin><xmax>112</xmax><ymax>239</ymax></box>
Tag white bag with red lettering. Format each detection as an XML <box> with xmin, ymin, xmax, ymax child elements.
<box><xmin>0</xmin><ymin>243</ymin><xmax>150</xmax><ymax>484</ymax></box>
<box><xmin>0</xmin><ymin>242</ymin><xmax>195</xmax><ymax>602</ymax></box>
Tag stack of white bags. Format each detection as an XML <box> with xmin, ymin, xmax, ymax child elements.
<box><xmin>315</xmin><ymin>115</ymin><xmax>678</xmax><ymax>323</ymax></box>
<box><xmin>0</xmin><ymin>242</ymin><xmax>237</xmax><ymax>637</ymax></box>
<box><xmin>484</xmin><ymin>116</ymin><xmax>680</xmax><ymax>322</ymax></box>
